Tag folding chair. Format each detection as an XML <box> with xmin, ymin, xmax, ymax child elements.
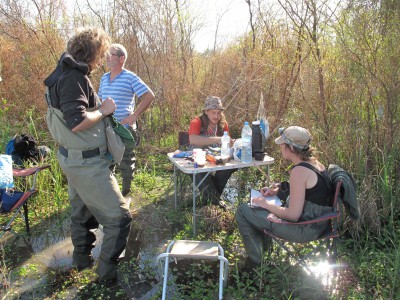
<box><xmin>156</xmin><ymin>240</ymin><xmax>229</xmax><ymax>300</ymax></box>
<box><xmin>0</xmin><ymin>165</ymin><xmax>50</xmax><ymax>239</ymax></box>
<box><xmin>178</xmin><ymin>131</ymin><xmax>190</xmax><ymax>150</ymax></box>
<box><xmin>264</xmin><ymin>180</ymin><xmax>342</xmax><ymax>272</ymax></box>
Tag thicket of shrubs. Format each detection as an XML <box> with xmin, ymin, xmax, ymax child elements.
<box><xmin>1</xmin><ymin>0</ymin><xmax>399</xmax><ymax>236</ymax></box>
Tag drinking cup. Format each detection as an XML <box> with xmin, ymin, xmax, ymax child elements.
<box><xmin>195</xmin><ymin>150</ymin><xmax>206</xmax><ymax>167</ymax></box>
<box><xmin>192</xmin><ymin>148</ymin><xmax>202</xmax><ymax>161</ymax></box>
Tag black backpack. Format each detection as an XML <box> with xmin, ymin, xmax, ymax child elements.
<box><xmin>12</xmin><ymin>134</ymin><xmax>39</xmax><ymax>161</ymax></box>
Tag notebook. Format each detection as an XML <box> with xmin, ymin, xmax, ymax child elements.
<box><xmin>250</xmin><ymin>188</ymin><xmax>282</xmax><ymax>207</ymax></box>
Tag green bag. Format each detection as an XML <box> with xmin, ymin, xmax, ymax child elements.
<box><xmin>107</xmin><ymin>116</ymin><xmax>136</xmax><ymax>148</ymax></box>
<box><xmin>104</xmin><ymin>117</ymin><xmax>125</xmax><ymax>164</ymax></box>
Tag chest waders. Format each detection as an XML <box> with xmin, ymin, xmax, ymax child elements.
<box><xmin>45</xmin><ymin>88</ymin><xmax>107</xmax><ymax>150</ymax></box>
<box><xmin>44</xmin><ymin>88</ymin><xmax>132</xmax><ymax>281</ymax></box>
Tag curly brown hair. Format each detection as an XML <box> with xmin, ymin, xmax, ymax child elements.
<box><xmin>67</xmin><ymin>27</ymin><xmax>110</xmax><ymax>71</ymax></box>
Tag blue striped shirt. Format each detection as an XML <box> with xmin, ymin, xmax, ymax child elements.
<box><xmin>98</xmin><ymin>69</ymin><xmax>151</xmax><ymax>125</ymax></box>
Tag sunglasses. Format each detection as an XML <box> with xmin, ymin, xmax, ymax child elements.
<box><xmin>278</xmin><ymin>127</ymin><xmax>310</xmax><ymax>150</ymax></box>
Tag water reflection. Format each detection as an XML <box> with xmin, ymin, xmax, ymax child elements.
<box><xmin>5</xmin><ymin>197</ymin><xmax>165</xmax><ymax>299</ymax></box>
<box><xmin>30</xmin><ymin>226</ymin><xmax>103</xmax><ymax>269</ymax></box>
<box><xmin>307</xmin><ymin>259</ymin><xmax>346</xmax><ymax>295</ymax></box>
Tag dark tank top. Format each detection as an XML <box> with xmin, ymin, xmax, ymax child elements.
<box><xmin>292</xmin><ymin>162</ymin><xmax>333</xmax><ymax>207</ymax></box>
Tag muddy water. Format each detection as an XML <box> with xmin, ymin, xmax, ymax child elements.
<box><xmin>3</xmin><ymin>173</ymin><xmax>341</xmax><ymax>299</ymax></box>
<box><xmin>3</xmin><ymin>194</ymin><xmax>176</xmax><ymax>299</ymax></box>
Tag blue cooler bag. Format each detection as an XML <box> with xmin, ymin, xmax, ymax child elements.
<box><xmin>0</xmin><ymin>189</ymin><xmax>24</xmax><ymax>212</ymax></box>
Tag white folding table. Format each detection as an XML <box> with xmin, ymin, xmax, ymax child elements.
<box><xmin>167</xmin><ymin>153</ymin><xmax>274</xmax><ymax>236</ymax></box>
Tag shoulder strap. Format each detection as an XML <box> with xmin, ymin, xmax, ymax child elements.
<box><xmin>294</xmin><ymin>162</ymin><xmax>333</xmax><ymax>192</ymax></box>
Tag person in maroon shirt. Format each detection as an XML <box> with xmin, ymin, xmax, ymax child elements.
<box><xmin>188</xmin><ymin>96</ymin><xmax>235</xmax><ymax>208</ymax></box>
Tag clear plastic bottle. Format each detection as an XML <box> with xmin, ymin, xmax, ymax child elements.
<box><xmin>220</xmin><ymin>131</ymin><xmax>231</xmax><ymax>157</ymax></box>
<box><xmin>241</xmin><ymin>121</ymin><xmax>252</xmax><ymax>163</ymax></box>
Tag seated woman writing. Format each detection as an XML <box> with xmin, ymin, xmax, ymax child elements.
<box><xmin>235</xmin><ymin>126</ymin><xmax>333</xmax><ymax>267</ymax></box>
<box><xmin>188</xmin><ymin>96</ymin><xmax>235</xmax><ymax>207</ymax></box>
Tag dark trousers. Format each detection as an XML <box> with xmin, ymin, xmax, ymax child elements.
<box><xmin>110</xmin><ymin>127</ymin><xmax>139</xmax><ymax>193</ymax></box>
<box><xmin>235</xmin><ymin>203</ymin><xmax>272</xmax><ymax>264</ymax></box>
<box><xmin>195</xmin><ymin>169</ymin><xmax>235</xmax><ymax>205</ymax></box>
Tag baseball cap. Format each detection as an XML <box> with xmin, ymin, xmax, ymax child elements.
<box><xmin>275</xmin><ymin>126</ymin><xmax>312</xmax><ymax>150</ymax></box>
<box><xmin>204</xmin><ymin>96</ymin><xmax>225</xmax><ymax>111</ymax></box>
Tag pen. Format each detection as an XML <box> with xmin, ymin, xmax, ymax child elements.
<box><xmin>263</xmin><ymin>182</ymin><xmax>280</xmax><ymax>191</ymax></box>
<box><xmin>261</xmin><ymin>183</ymin><xmax>281</xmax><ymax>196</ymax></box>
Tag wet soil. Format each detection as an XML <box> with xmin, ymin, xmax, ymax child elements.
<box><xmin>0</xmin><ymin>172</ymin><xmax>356</xmax><ymax>299</ymax></box>
<box><xmin>0</xmin><ymin>192</ymin><xmax>174</xmax><ymax>300</ymax></box>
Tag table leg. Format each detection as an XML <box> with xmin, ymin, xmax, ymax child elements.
<box><xmin>238</xmin><ymin>168</ymin><xmax>242</xmax><ymax>203</ymax></box>
<box><xmin>192</xmin><ymin>173</ymin><xmax>196</xmax><ymax>236</ymax></box>
<box><xmin>174</xmin><ymin>165</ymin><xmax>178</xmax><ymax>210</ymax></box>
<box><xmin>191</xmin><ymin>171</ymin><xmax>211</xmax><ymax>237</ymax></box>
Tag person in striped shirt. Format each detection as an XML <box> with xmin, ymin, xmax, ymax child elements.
<box><xmin>98</xmin><ymin>44</ymin><xmax>155</xmax><ymax>196</ymax></box>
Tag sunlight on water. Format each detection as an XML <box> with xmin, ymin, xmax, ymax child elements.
<box><xmin>310</xmin><ymin>261</ymin><xmax>331</xmax><ymax>277</ymax></box>
<box><xmin>29</xmin><ymin>225</ymin><xmax>103</xmax><ymax>269</ymax></box>
<box><xmin>307</xmin><ymin>260</ymin><xmax>345</xmax><ymax>291</ymax></box>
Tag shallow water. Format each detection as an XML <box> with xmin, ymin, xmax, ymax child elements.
<box><xmin>2</xmin><ymin>178</ymin><xmax>345</xmax><ymax>299</ymax></box>
<box><xmin>2</xmin><ymin>195</ymin><xmax>172</xmax><ymax>299</ymax></box>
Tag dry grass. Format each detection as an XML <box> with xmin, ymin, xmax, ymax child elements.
<box><xmin>198</xmin><ymin>205</ymin><xmax>236</xmax><ymax>236</ymax></box>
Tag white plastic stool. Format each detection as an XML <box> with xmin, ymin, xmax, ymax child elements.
<box><xmin>156</xmin><ymin>240</ymin><xmax>229</xmax><ymax>300</ymax></box>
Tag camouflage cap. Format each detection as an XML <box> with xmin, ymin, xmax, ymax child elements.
<box><xmin>204</xmin><ymin>96</ymin><xmax>225</xmax><ymax>111</ymax></box>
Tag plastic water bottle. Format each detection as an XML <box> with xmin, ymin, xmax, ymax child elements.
<box><xmin>241</xmin><ymin>121</ymin><xmax>252</xmax><ymax>163</ymax></box>
<box><xmin>221</xmin><ymin>131</ymin><xmax>230</xmax><ymax>157</ymax></box>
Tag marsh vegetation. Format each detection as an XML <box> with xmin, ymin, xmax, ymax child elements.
<box><xmin>1</xmin><ymin>0</ymin><xmax>399</xmax><ymax>299</ymax></box>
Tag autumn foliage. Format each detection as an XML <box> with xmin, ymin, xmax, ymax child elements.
<box><xmin>1</xmin><ymin>0</ymin><xmax>399</xmax><ymax>231</ymax></box>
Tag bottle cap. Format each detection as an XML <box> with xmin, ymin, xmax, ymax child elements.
<box><xmin>223</xmin><ymin>131</ymin><xmax>228</xmax><ymax>135</ymax></box>
<box><xmin>244</xmin><ymin>121</ymin><xmax>249</xmax><ymax>125</ymax></box>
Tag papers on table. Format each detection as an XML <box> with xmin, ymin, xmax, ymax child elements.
<box><xmin>250</xmin><ymin>188</ymin><xmax>282</xmax><ymax>208</ymax></box>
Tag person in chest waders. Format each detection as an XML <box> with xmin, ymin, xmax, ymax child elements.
<box><xmin>43</xmin><ymin>27</ymin><xmax>132</xmax><ymax>285</ymax></box>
